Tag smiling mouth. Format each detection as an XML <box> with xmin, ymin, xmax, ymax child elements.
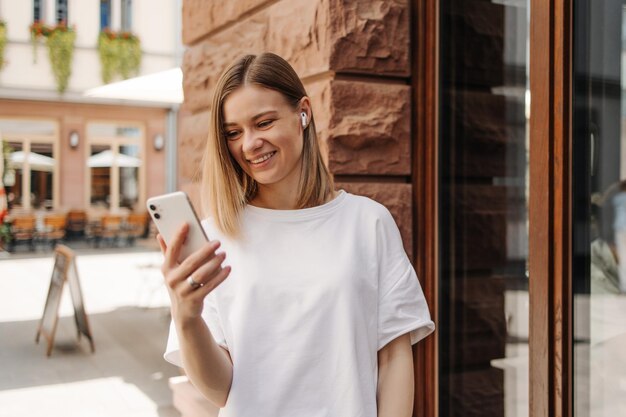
<box><xmin>249</xmin><ymin>151</ymin><xmax>276</xmax><ymax>165</ymax></box>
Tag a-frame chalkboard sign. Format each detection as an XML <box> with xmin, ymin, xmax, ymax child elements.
<box><xmin>36</xmin><ymin>245</ymin><xmax>95</xmax><ymax>356</ymax></box>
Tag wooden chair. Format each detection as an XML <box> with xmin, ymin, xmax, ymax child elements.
<box><xmin>38</xmin><ymin>213</ymin><xmax>67</xmax><ymax>249</ymax></box>
<box><xmin>124</xmin><ymin>212</ymin><xmax>148</xmax><ymax>246</ymax></box>
<box><xmin>85</xmin><ymin>209</ymin><xmax>107</xmax><ymax>247</ymax></box>
<box><xmin>66</xmin><ymin>210</ymin><xmax>87</xmax><ymax>239</ymax></box>
<box><xmin>8</xmin><ymin>214</ymin><xmax>36</xmax><ymax>252</ymax></box>
<box><xmin>101</xmin><ymin>214</ymin><xmax>124</xmax><ymax>247</ymax></box>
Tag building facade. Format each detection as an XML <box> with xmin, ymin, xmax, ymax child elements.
<box><xmin>0</xmin><ymin>0</ymin><xmax>181</xmax><ymax>214</ymax></box>
<box><xmin>179</xmin><ymin>1</ymin><xmax>626</xmax><ymax>417</ymax></box>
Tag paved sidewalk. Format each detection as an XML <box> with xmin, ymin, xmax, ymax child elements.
<box><xmin>0</xmin><ymin>249</ymin><xmax>182</xmax><ymax>417</ymax></box>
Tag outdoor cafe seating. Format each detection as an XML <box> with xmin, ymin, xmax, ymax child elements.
<box><xmin>6</xmin><ymin>213</ymin><xmax>36</xmax><ymax>252</ymax></box>
<box><xmin>84</xmin><ymin>210</ymin><xmax>149</xmax><ymax>248</ymax></box>
<box><xmin>38</xmin><ymin>213</ymin><xmax>67</xmax><ymax>249</ymax></box>
<box><xmin>3</xmin><ymin>209</ymin><xmax>150</xmax><ymax>252</ymax></box>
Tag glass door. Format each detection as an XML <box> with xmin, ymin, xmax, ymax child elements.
<box><xmin>439</xmin><ymin>1</ymin><xmax>530</xmax><ymax>416</ymax></box>
<box><xmin>573</xmin><ymin>0</ymin><xmax>626</xmax><ymax>415</ymax></box>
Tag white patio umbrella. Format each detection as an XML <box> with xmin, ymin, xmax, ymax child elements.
<box><xmin>87</xmin><ymin>150</ymin><xmax>141</xmax><ymax>168</ymax></box>
<box><xmin>9</xmin><ymin>151</ymin><xmax>56</xmax><ymax>172</ymax></box>
<box><xmin>84</xmin><ymin>68</ymin><xmax>183</xmax><ymax>104</ymax></box>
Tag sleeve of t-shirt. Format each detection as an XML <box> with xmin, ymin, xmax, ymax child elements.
<box><xmin>163</xmin><ymin>292</ymin><xmax>229</xmax><ymax>368</ymax></box>
<box><xmin>376</xmin><ymin>207</ymin><xmax>435</xmax><ymax>351</ymax></box>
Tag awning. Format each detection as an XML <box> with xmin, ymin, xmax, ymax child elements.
<box><xmin>84</xmin><ymin>68</ymin><xmax>183</xmax><ymax>105</ymax></box>
<box><xmin>9</xmin><ymin>151</ymin><xmax>56</xmax><ymax>172</ymax></box>
<box><xmin>88</xmin><ymin>150</ymin><xmax>141</xmax><ymax>168</ymax></box>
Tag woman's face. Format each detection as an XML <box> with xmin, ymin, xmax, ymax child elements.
<box><xmin>222</xmin><ymin>85</ymin><xmax>308</xmax><ymax>194</ymax></box>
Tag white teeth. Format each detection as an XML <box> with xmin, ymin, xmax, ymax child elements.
<box><xmin>251</xmin><ymin>152</ymin><xmax>275</xmax><ymax>164</ymax></box>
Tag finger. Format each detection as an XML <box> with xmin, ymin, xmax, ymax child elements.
<box><xmin>175</xmin><ymin>240</ymin><xmax>221</xmax><ymax>281</ymax></box>
<box><xmin>165</xmin><ymin>240</ymin><xmax>221</xmax><ymax>290</ymax></box>
<box><xmin>179</xmin><ymin>251</ymin><xmax>226</xmax><ymax>294</ymax></box>
<box><xmin>192</xmin><ymin>265</ymin><xmax>231</xmax><ymax>299</ymax></box>
<box><xmin>156</xmin><ymin>234</ymin><xmax>167</xmax><ymax>254</ymax></box>
<box><xmin>165</xmin><ymin>223</ymin><xmax>189</xmax><ymax>267</ymax></box>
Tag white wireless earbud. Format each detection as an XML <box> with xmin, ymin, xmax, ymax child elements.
<box><xmin>300</xmin><ymin>112</ymin><xmax>308</xmax><ymax>128</ymax></box>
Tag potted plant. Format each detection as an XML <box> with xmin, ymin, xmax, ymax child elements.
<box><xmin>98</xmin><ymin>29</ymin><xmax>141</xmax><ymax>84</ymax></box>
<box><xmin>29</xmin><ymin>21</ymin><xmax>76</xmax><ymax>93</ymax></box>
<box><xmin>0</xmin><ymin>21</ymin><xmax>7</xmax><ymax>70</ymax></box>
<box><xmin>46</xmin><ymin>22</ymin><xmax>76</xmax><ymax>93</ymax></box>
<box><xmin>29</xmin><ymin>20</ymin><xmax>50</xmax><ymax>63</ymax></box>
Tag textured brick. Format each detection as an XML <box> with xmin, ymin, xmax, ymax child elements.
<box><xmin>328</xmin><ymin>0</ymin><xmax>409</xmax><ymax>75</ymax></box>
<box><xmin>183</xmin><ymin>0</ymin><xmax>272</xmax><ymax>45</ymax></box>
<box><xmin>324</xmin><ymin>80</ymin><xmax>410</xmax><ymax>175</ymax></box>
<box><xmin>178</xmin><ymin>110</ymin><xmax>209</xmax><ymax>182</ymax></box>
<box><xmin>182</xmin><ymin>0</ymin><xmax>326</xmax><ymax>112</ymax></box>
<box><xmin>337</xmin><ymin>182</ymin><xmax>413</xmax><ymax>258</ymax></box>
<box><xmin>182</xmin><ymin>0</ymin><xmax>410</xmax><ymax>113</ymax></box>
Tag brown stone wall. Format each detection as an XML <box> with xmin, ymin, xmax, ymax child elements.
<box><xmin>180</xmin><ymin>0</ymin><xmax>414</xmax><ymax>252</ymax></box>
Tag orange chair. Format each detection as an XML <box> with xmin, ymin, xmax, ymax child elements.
<box><xmin>66</xmin><ymin>210</ymin><xmax>87</xmax><ymax>239</ymax></box>
<box><xmin>38</xmin><ymin>213</ymin><xmax>67</xmax><ymax>249</ymax></box>
<box><xmin>8</xmin><ymin>214</ymin><xmax>36</xmax><ymax>252</ymax></box>
<box><xmin>124</xmin><ymin>212</ymin><xmax>148</xmax><ymax>246</ymax></box>
<box><xmin>101</xmin><ymin>214</ymin><xmax>123</xmax><ymax>247</ymax></box>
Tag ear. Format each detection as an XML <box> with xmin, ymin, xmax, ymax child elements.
<box><xmin>298</xmin><ymin>96</ymin><xmax>312</xmax><ymax>125</ymax></box>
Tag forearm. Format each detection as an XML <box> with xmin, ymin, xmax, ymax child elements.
<box><xmin>377</xmin><ymin>334</ymin><xmax>414</xmax><ymax>417</ymax></box>
<box><xmin>176</xmin><ymin>316</ymin><xmax>233</xmax><ymax>408</ymax></box>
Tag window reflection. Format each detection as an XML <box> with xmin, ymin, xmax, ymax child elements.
<box><xmin>87</xmin><ymin>122</ymin><xmax>143</xmax><ymax>212</ymax></box>
<box><xmin>29</xmin><ymin>143</ymin><xmax>53</xmax><ymax>210</ymax></box>
<box><xmin>90</xmin><ymin>144</ymin><xmax>111</xmax><ymax>208</ymax></box>
<box><xmin>118</xmin><ymin>144</ymin><xmax>140</xmax><ymax>210</ymax></box>
<box><xmin>573</xmin><ymin>1</ymin><xmax>626</xmax><ymax>415</ymax></box>
<box><xmin>5</xmin><ymin>140</ymin><xmax>55</xmax><ymax>211</ymax></box>
<box><xmin>5</xmin><ymin>141</ymin><xmax>23</xmax><ymax>209</ymax></box>
<box><xmin>440</xmin><ymin>0</ymin><xmax>529</xmax><ymax>416</ymax></box>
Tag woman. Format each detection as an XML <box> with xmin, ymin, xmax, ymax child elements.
<box><xmin>159</xmin><ymin>52</ymin><xmax>435</xmax><ymax>417</ymax></box>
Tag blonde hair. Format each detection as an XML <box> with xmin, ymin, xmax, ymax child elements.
<box><xmin>201</xmin><ymin>53</ymin><xmax>335</xmax><ymax>237</ymax></box>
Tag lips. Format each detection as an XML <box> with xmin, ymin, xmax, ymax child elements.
<box><xmin>248</xmin><ymin>151</ymin><xmax>276</xmax><ymax>165</ymax></box>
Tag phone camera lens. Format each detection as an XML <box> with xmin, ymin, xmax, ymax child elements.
<box><xmin>154</xmin><ymin>213</ymin><xmax>161</xmax><ymax>219</ymax></box>
<box><xmin>149</xmin><ymin>204</ymin><xmax>156</xmax><ymax>211</ymax></box>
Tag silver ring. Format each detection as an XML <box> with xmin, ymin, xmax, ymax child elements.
<box><xmin>187</xmin><ymin>276</ymin><xmax>203</xmax><ymax>289</ymax></box>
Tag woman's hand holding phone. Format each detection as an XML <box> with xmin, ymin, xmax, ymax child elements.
<box><xmin>157</xmin><ymin>223</ymin><xmax>231</xmax><ymax>323</ymax></box>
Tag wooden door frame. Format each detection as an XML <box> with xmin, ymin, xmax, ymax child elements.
<box><xmin>529</xmin><ymin>0</ymin><xmax>573</xmax><ymax>416</ymax></box>
<box><xmin>411</xmin><ymin>0</ymin><xmax>439</xmax><ymax>417</ymax></box>
<box><xmin>412</xmin><ymin>0</ymin><xmax>576</xmax><ymax>415</ymax></box>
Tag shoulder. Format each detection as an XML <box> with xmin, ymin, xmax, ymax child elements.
<box><xmin>342</xmin><ymin>192</ymin><xmax>396</xmax><ymax>224</ymax></box>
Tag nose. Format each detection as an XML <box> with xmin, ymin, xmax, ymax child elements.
<box><xmin>242</xmin><ymin>129</ymin><xmax>263</xmax><ymax>154</ymax></box>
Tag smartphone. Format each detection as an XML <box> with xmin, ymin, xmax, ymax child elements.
<box><xmin>147</xmin><ymin>191</ymin><xmax>209</xmax><ymax>263</ymax></box>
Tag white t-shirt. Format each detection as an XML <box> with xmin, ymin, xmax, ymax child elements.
<box><xmin>164</xmin><ymin>190</ymin><xmax>435</xmax><ymax>417</ymax></box>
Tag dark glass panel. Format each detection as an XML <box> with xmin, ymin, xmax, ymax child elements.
<box><xmin>573</xmin><ymin>0</ymin><xmax>626</xmax><ymax>415</ymax></box>
<box><xmin>439</xmin><ymin>0</ymin><xmax>530</xmax><ymax>416</ymax></box>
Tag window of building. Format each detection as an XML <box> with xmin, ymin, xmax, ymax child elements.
<box><xmin>56</xmin><ymin>0</ymin><xmax>68</xmax><ymax>23</ymax></box>
<box><xmin>100</xmin><ymin>0</ymin><xmax>111</xmax><ymax>30</ymax></box>
<box><xmin>121</xmin><ymin>0</ymin><xmax>132</xmax><ymax>31</ymax></box>
<box><xmin>0</xmin><ymin>119</ymin><xmax>59</xmax><ymax>211</ymax></box>
<box><xmin>33</xmin><ymin>0</ymin><xmax>45</xmax><ymax>22</ymax></box>
<box><xmin>87</xmin><ymin>122</ymin><xmax>144</xmax><ymax>212</ymax></box>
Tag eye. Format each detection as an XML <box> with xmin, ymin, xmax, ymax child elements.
<box><xmin>225</xmin><ymin>130</ymin><xmax>241</xmax><ymax>140</ymax></box>
<box><xmin>257</xmin><ymin>119</ymin><xmax>274</xmax><ymax>129</ymax></box>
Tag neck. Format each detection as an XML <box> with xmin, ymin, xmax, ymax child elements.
<box><xmin>251</xmin><ymin>185</ymin><xmax>338</xmax><ymax>210</ymax></box>
<box><xmin>252</xmin><ymin>187</ymin><xmax>299</xmax><ymax>209</ymax></box>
